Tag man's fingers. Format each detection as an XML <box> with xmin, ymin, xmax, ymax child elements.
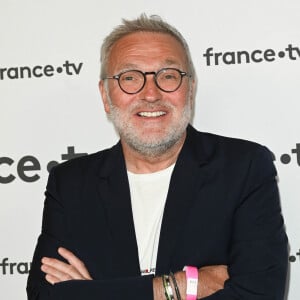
<box><xmin>41</xmin><ymin>257</ymin><xmax>84</xmax><ymax>281</ymax></box>
<box><xmin>45</xmin><ymin>274</ymin><xmax>60</xmax><ymax>285</ymax></box>
<box><xmin>58</xmin><ymin>247</ymin><xmax>92</xmax><ymax>279</ymax></box>
<box><xmin>41</xmin><ymin>247</ymin><xmax>92</xmax><ymax>284</ymax></box>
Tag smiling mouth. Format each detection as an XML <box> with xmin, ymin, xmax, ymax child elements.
<box><xmin>137</xmin><ymin>111</ymin><xmax>167</xmax><ymax>117</ymax></box>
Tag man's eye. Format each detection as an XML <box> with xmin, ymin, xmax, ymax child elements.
<box><xmin>165</xmin><ymin>74</ymin><xmax>175</xmax><ymax>79</ymax></box>
<box><xmin>123</xmin><ymin>76</ymin><xmax>135</xmax><ymax>81</ymax></box>
<box><xmin>163</xmin><ymin>73</ymin><xmax>178</xmax><ymax>80</ymax></box>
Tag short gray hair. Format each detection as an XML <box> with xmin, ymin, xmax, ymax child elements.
<box><xmin>100</xmin><ymin>14</ymin><xmax>195</xmax><ymax>79</ymax></box>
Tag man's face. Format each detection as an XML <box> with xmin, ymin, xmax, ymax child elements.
<box><xmin>100</xmin><ymin>32</ymin><xmax>194</xmax><ymax>156</ymax></box>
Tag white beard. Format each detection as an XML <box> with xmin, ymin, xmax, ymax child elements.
<box><xmin>107</xmin><ymin>98</ymin><xmax>192</xmax><ymax>157</ymax></box>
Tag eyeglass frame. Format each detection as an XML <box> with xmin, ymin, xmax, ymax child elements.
<box><xmin>103</xmin><ymin>67</ymin><xmax>191</xmax><ymax>94</ymax></box>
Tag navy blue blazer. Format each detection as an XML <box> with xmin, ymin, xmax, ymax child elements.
<box><xmin>27</xmin><ymin>125</ymin><xmax>288</xmax><ymax>299</ymax></box>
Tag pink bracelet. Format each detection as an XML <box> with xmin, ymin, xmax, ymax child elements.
<box><xmin>183</xmin><ymin>266</ymin><xmax>198</xmax><ymax>300</ymax></box>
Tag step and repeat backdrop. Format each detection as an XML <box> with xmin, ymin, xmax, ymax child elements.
<box><xmin>1</xmin><ymin>1</ymin><xmax>299</xmax><ymax>299</ymax></box>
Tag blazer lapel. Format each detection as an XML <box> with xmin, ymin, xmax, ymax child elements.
<box><xmin>96</xmin><ymin>143</ymin><xmax>140</xmax><ymax>277</ymax></box>
<box><xmin>156</xmin><ymin>126</ymin><xmax>215</xmax><ymax>274</ymax></box>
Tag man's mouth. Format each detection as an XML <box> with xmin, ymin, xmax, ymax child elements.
<box><xmin>137</xmin><ymin>111</ymin><xmax>167</xmax><ymax>117</ymax></box>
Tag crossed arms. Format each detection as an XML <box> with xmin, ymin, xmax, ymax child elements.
<box><xmin>40</xmin><ymin>247</ymin><xmax>229</xmax><ymax>299</ymax></box>
<box><xmin>27</xmin><ymin>142</ymin><xmax>288</xmax><ymax>300</ymax></box>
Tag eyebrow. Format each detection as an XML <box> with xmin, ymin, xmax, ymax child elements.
<box><xmin>119</xmin><ymin>63</ymin><xmax>139</xmax><ymax>70</ymax></box>
<box><xmin>117</xmin><ymin>59</ymin><xmax>182</xmax><ymax>73</ymax></box>
<box><xmin>164</xmin><ymin>58</ymin><xmax>180</xmax><ymax>66</ymax></box>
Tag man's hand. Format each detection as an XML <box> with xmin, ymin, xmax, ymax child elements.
<box><xmin>197</xmin><ymin>265</ymin><xmax>229</xmax><ymax>298</ymax></box>
<box><xmin>41</xmin><ymin>247</ymin><xmax>92</xmax><ymax>285</ymax></box>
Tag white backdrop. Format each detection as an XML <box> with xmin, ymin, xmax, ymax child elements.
<box><xmin>0</xmin><ymin>1</ymin><xmax>299</xmax><ymax>299</ymax></box>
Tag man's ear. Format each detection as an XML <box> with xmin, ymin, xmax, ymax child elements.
<box><xmin>99</xmin><ymin>80</ymin><xmax>111</xmax><ymax>114</ymax></box>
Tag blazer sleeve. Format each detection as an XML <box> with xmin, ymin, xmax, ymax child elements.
<box><xmin>203</xmin><ymin>146</ymin><xmax>288</xmax><ymax>300</ymax></box>
<box><xmin>26</xmin><ymin>167</ymin><xmax>154</xmax><ymax>300</ymax></box>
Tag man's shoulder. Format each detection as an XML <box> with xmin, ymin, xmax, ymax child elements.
<box><xmin>49</xmin><ymin>143</ymin><xmax>121</xmax><ymax>179</ymax></box>
<box><xmin>198</xmin><ymin>130</ymin><xmax>264</xmax><ymax>150</ymax></box>
<box><xmin>188</xmin><ymin>126</ymin><xmax>274</xmax><ymax>163</ymax></box>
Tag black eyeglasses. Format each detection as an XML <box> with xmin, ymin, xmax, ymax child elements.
<box><xmin>103</xmin><ymin>68</ymin><xmax>190</xmax><ymax>94</ymax></box>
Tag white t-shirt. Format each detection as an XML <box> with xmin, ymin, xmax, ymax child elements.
<box><xmin>127</xmin><ymin>164</ymin><xmax>175</xmax><ymax>275</ymax></box>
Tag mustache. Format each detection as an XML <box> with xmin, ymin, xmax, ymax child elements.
<box><xmin>127</xmin><ymin>101</ymin><xmax>175</xmax><ymax>112</ymax></box>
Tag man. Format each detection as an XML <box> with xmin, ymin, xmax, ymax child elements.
<box><xmin>27</xmin><ymin>14</ymin><xmax>288</xmax><ymax>300</ymax></box>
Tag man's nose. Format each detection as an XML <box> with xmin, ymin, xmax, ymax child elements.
<box><xmin>139</xmin><ymin>75</ymin><xmax>162</xmax><ymax>101</ymax></box>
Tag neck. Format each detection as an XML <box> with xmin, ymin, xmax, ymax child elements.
<box><xmin>122</xmin><ymin>132</ymin><xmax>186</xmax><ymax>174</ymax></box>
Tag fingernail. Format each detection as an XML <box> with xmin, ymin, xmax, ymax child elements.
<box><xmin>41</xmin><ymin>264</ymin><xmax>47</xmax><ymax>272</ymax></box>
<box><xmin>45</xmin><ymin>274</ymin><xmax>55</xmax><ymax>285</ymax></box>
<box><xmin>42</xmin><ymin>257</ymin><xmax>49</xmax><ymax>263</ymax></box>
